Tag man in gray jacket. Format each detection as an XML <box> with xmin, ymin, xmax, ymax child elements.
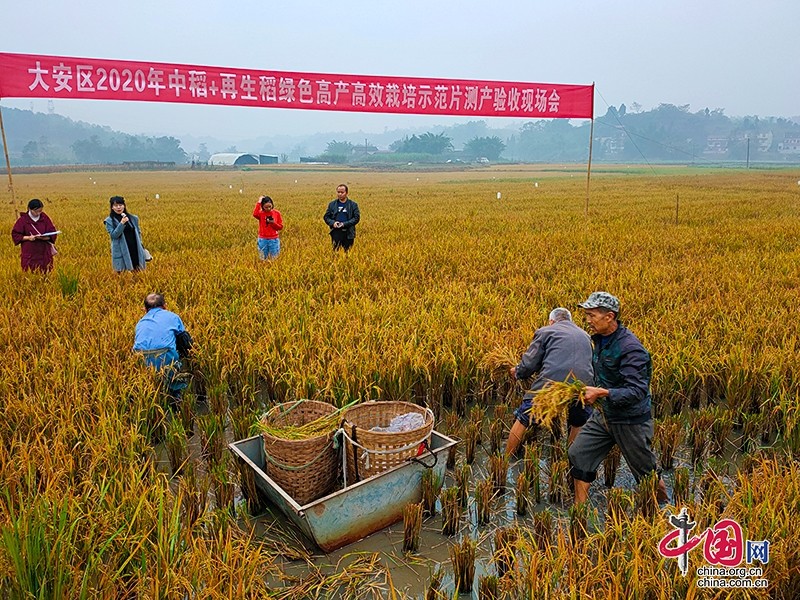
<box><xmin>505</xmin><ymin>307</ymin><xmax>594</xmax><ymax>457</ymax></box>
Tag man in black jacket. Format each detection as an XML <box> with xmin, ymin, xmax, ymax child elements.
<box><xmin>323</xmin><ymin>184</ymin><xmax>360</xmax><ymax>251</ymax></box>
<box><xmin>568</xmin><ymin>291</ymin><xmax>668</xmax><ymax>506</ymax></box>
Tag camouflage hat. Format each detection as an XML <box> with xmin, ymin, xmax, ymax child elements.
<box><xmin>578</xmin><ymin>291</ymin><xmax>620</xmax><ymax>313</ymax></box>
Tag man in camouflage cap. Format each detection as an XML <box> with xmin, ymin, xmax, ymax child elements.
<box><xmin>576</xmin><ymin>291</ymin><xmax>620</xmax><ymax>313</ymax></box>
<box><xmin>568</xmin><ymin>291</ymin><xmax>668</xmax><ymax>506</ymax></box>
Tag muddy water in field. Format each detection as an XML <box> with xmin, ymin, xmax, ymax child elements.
<box><xmin>264</xmin><ymin>443</ymin><xmax>533</xmax><ymax>599</ymax></box>
<box><xmin>248</xmin><ymin>435</ymin><xmax>603</xmax><ymax>599</ymax></box>
<box><xmin>250</xmin><ymin>437</ymin><xmax>740</xmax><ymax>598</ymax></box>
<box><xmin>155</xmin><ymin>407</ymin><xmax>737</xmax><ymax>599</ymax></box>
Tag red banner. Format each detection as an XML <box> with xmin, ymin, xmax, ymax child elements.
<box><xmin>0</xmin><ymin>52</ymin><xmax>594</xmax><ymax>119</ymax></box>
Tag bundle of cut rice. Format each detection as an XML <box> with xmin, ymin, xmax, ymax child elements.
<box><xmin>526</xmin><ymin>380</ymin><xmax>589</xmax><ymax>429</ymax></box>
<box><xmin>256</xmin><ymin>400</ymin><xmax>356</xmax><ymax>440</ymax></box>
<box><xmin>483</xmin><ymin>347</ymin><xmax>520</xmax><ymax>382</ymax></box>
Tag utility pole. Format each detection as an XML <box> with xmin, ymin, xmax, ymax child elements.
<box><xmin>746</xmin><ymin>136</ymin><xmax>750</xmax><ymax>169</ymax></box>
<box><xmin>585</xmin><ymin>117</ymin><xmax>594</xmax><ymax>217</ymax></box>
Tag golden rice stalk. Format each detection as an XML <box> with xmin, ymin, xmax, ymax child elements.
<box><xmin>493</xmin><ymin>526</ymin><xmax>517</xmax><ymax>579</ymax></box>
<box><xmin>198</xmin><ymin>413</ymin><xmax>226</xmax><ymax>468</ymax></box>
<box><xmin>257</xmin><ymin>411</ymin><xmax>338</xmax><ymax>440</ymax></box>
<box><xmin>440</xmin><ymin>487</ymin><xmax>460</xmax><ymax>536</ymax></box>
<box><xmin>469</xmin><ymin>405</ymin><xmax>485</xmax><ymax>446</ymax></box>
<box><xmin>740</xmin><ymin>412</ymin><xmax>764</xmax><ymax>453</ymax></box>
<box><xmin>531</xmin><ymin>509</ymin><xmax>554</xmax><ymax>548</ymax></box>
<box><xmin>421</xmin><ymin>469</ymin><xmax>442</xmax><ymax>517</ymax></box>
<box><xmin>441</xmin><ymin>411</ymin><xmax>461</xmax><ymax>437</ymax></box>
<box><xmin>524</xmin><ymin>443</ymin><xmax>541</xmax><ymax>503</ymax></box>
<box><xmin>488</xmin><ymin>453</ymin><xmax>509</xmax><ymax>493</ymax></box>
<box><xmin>455</xmin><ymin>463</ymin><xmax>471</xmax><ymax>509</ymax></box>
<box><xmin>475</xmin><ymin>478</ymin><xmax>493</xmax><ymax>525</ymax></box>
<box><xmin>256</xmin><ymin>400</ymin><xmax>355</xmax><ymax>440</ymax></box>
<box><xmin>483</xmin><ymin>347</ymin><xmax>519</xmax><ymax>383</ymax></box>
<box><xmin>688</xmin><ymin>408</ymin><xmax>715</xmax><ymax>466</ymax></box>
<box><xmin>605</xmin><ymin>487</ymin><xmax>633</xmax><ymax>526</ymax></box>
<box><xmin>478</xmin><ymin>574</ymin><xmax>499</xmax><ymax>600</ymax></box>
<box><xmin>425</xmin><ymin>566</ymin><xmax>444</xmax><ymax>600</ymax></box>
<box><xmin>449</xmin><ymin>536</ymin><xmax>476</xmax><ymax>595</ymax></box>
<box><xmin>654</xmin><ymin>415</ymin><xmax>683</xmax><ymax>470</ymax></box>
<box><xmin>672</xmin><ymin>467</ymin><xmax>690</xmax><ymax>506</ymax></box>
<box><xmin>402</xmin><ymin>502</ymin><xmax>422</xmax><ymax>553</ymax></box>
<box><xmin>709</xmin><ymin>406</ymin><xmax>733</xmax><ymax>457</ymax></box>
<box><xmin>179</xmin><ymin>463</ymin><xmax>208</xmax><ymax>530</ymax></box>
<box><xmin>210</xmin><ymin>459</ymin><xmax>235</xmax><ymax>513</ymax></box>
<box><xmin>515</xmin><ymin>472</ymin><xmax>530</xmax><ymax>516</ymax></box>
<box><xmin>603</xmin><ymin>445</ymin><xmax>621</xmax><ymax>488</ymax></box>
<box><xmin>178</xmin><ymin>392</ymin><xmax>196</xmax><ymax>437</ymax></box>
<box><xmin>635</xmin><ymin>470</ymin><xmax>659</xmax><ymax>519</ymax></box>
<box><xmin>464</xmin><ymin>422</ymin><xmax>479</xmax><ymax>465</ymax></box>
<box><xmin>568</xmin><ymin>501</ymin><xmax>591</xmax><ymax>547</ymax></box>
<box><xmin>527</xmin><ymin>380</ymin><xmax>588</xmax><ymax>430</ymax></box>
<box><xmin>548</xmin><ymin>458</ymin><xmax>569</xmax><ymax>506</ymax></box>
<box><xmin>164</xmin><ymin>416</ymin><xmax>188</xmax><ymax>476</ymax></box>
<box><xmin>469</xmin><ymin>405</ymin><xmax>486</xmax><ymax>427</ymax></box>
<box><xmin>489</xmin><ymin>419</ymin><xmax>504</xmax><ymax>455</ymax></box>
<box><xmin>446</xmin><ymin>443</ymin><xmax>458</xmax><ymax>471</ymax></box>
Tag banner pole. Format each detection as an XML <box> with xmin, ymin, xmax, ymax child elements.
<box><xmin>585</xmin><ymin>121</ymin><xmax>594</xmax><ymax>217</ymax></box>
<box><xmin>584</xmin><ymin>83</ymin><xmax>595</xmax><ymax>218</ymax></box>
<box><xmin>0</xmin><ymin>102</ymin><xmax>17</xmax><ymax>213</ymax></box>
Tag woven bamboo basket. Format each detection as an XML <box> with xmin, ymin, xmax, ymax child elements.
<box><xmin>342</xmin><ymin>401</ymin><xmax>435</xmax><ymax>483</ymax></box>
<box><xmin>261</xmin><ymin>400</ymin><xmax>340</xmax><ymax>505</ymax></box>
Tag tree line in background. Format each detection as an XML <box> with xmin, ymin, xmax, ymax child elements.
<box><xmin>71</xmin><ymin>135</ymin><xmax>186</xmax><ymax>164</ymax></box>
<box><xmin>1</xmin><ymin>107</ymin><xmax>187</xmax><ymax>166</ymax></box>
<box><xmin>312</xmin><ymin>104</ymin><xmax>799</xmax><ymax>164</ymax></box>
<box><xmin>312</xmin><ymin>133</ymin><xmax>506</xmax><ymax>164</ymax></box>
<box><xmin>1</xmin><ymin>103</ymin><xmax>798</xmax><ymax>167</ymax></box>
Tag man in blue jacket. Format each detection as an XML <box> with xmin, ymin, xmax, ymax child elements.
<box><xmin>323</xmin><ymin>184</ymin><xmax>360</xmax><ymax>251</ymax></box>
<box><xmin>133</xmin><ymin>293</ymin><xmax>191</xmax><ymax>402</ymax></box>
<box><xmin>568</xmin><ymin>291</ymin><xmax>668</xmax><ymax>506</ymax></box>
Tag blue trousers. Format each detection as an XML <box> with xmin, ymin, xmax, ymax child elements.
<box><xmin>257</xmin><ymin>237</ymin><xmax>280</xmax><ymax>259</ymax></box>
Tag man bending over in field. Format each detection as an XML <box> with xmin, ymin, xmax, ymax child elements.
<box><xmin>505</xmin><ymin>307</ymin><xmax>594</xmax><ymax>458</ymax></box>
<box><xmin>133</xmin><ymin>293</ymin><xmax>193</xmax><ymax>404</ymax></box>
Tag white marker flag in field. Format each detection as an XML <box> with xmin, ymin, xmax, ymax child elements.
<box><xmin>0</xmin><ymin>52</ymin><xmax>594</xmax><ymax>119</ymax></box>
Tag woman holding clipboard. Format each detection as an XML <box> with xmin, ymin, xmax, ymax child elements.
<box><xmin>11</xmin><ymin>198</ymin><xmax>59</xmax><ymax>273</ymax></box>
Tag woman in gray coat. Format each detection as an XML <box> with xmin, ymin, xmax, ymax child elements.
<box><xmin>104</xmin><ymin>196</ymin><xmax>146</xmax><ymax>272</ymax></box>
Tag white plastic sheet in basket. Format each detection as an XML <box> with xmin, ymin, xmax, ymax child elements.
<box><xmin>369</xmin><ymin>412</ymin><xmax>425</xmax><ymax>433</ymax></box>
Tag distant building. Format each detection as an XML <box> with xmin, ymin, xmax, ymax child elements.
<box><xmin>704</xmin><ymin>136</ymin><xmax>729</xmax><ymax>154</ymax></box>
<box><xmin>598</xmin><ymin>135</ymin><xmax>625</xmax><ymax>156</ymax></box>
<box><xmin>208</xmin><ymin>153</ymin><xmax>279</xmax><ymax>166</ymax></box>
<box><xmin>778</xmin><ymin>132</ymin><xmax>800</xmax><ymax>154</ymax></box>
<box><xmin>756</xmin><ymin>132</ymin><xmax>773</xmax><ymax>152</ymax></box>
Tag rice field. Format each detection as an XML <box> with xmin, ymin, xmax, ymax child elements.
<box><xmin>1</xmin><ymin>164</ymin><xmax>799</xmax><ymax>598</ymax></box>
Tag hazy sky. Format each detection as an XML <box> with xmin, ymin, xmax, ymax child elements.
<box><xmin>2</xmin><ymin>1</ymin><xmax>798</xmax><ymax>141</ymax></box>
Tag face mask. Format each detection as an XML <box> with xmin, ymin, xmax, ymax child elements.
<box><xmin>28</xmin><ymin>211</ymin><xmax>41</xmax><ymax>222</ymax></box>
